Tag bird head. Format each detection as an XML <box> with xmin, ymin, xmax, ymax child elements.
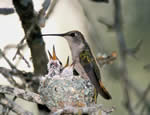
<box><xmin>42</xmin><ymin>30</ymin><xmax>86</xmax><ymax>48</ymax></box>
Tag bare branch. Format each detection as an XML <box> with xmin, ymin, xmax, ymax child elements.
<box><xmin>0</xmin><ymin>85</ymin><xmax>43</xmax><ymax>105</ymax></box>
<box><xmin>126</xmin><ymin>39</ymin><xmax>143</xmax><ymax>59</ymax></box>
<box><xmin>135</xmin><ymin>84</ymin><xmax>150</xmax><ymax>109</ymax></box>
<box><xmin>45</xmin><ymin>0</ymin><xmax>58</xmax><ymax>20</ymax></box>
<box><xmin>5</xmin><ymin>96</ymin><xmax>17</xmax><ymax>115</ymax></box>
<box><xmin>12</xmin><ymin>38</ymin><xmax>30</xmax><ymax>68</ymax></box>
<box><xmin>0</xmin><ymin>8</ymin><xmax>14</xmax><ymax>15</ymax></box>
<box><xmin>37</xmin><ymin>0</ymin><xmax>51</xmax><ymax>27</ymax></box>
<box><xmin>0</xmin><ymin>67</ymin><xmax>24</xmax><ymax>88</ymax></box>
<box><xmin>113</xmin><ymin>0</ymin><xmax>135</xmax><ymax>115</ymax></box>
<box><xmin>0</xmin><ymin>94</ymin><xmax>33</xmax><ymax>115</ymax></box>
<box><xmin>96</xmin><ymin>51</ymin><xmax>117</xmax><ymax>67</ymax></box>
<box><xmin>42</xmin><ymin>0</ymin><xmax>51</xmax><ymax>12</ymax></box>
<box><xmin>13</xmin><ymin>37</ymin><xmax>26</xmax><ymax>60</ymax></box>
<box><xmin>0</xmin><ymin>49</ymin><xmax>25</xmax><ymax>88</ymax></box>
<box><xmin>52</xmin><ymin>104</ymin><xmax>114</xmax><ymax>115</ymax></box>
<box><xmin>0</xmin><ymin>49</ymin><xmax>17</xmax><ymax>70</ymax></box>
<box><xmin>0</xmin><ymin>67</ymin><xmax>33</xmax><ymax>81</ymax></box>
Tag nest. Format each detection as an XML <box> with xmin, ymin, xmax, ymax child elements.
<box><xmin>38</xmin><ymin>75</ymin><xmax>95</xmax><ymax>111</ymax></box>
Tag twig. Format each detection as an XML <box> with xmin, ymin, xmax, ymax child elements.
<box><xmin>3</xmin><ymin>44</ymin><xmax>18</xmax><ymax>53</ymax></box>
<box><xmin>45</xmin><ymin>0</ymin><xmax>58</xmax><ymax>20</ymax></box>
<box><xmin>0</xmin><ymin>67</ymin><xmax>33</xmax><ymax>80</ymax></box>
<box><xmin>0</xmin><ymin>49</ymin><xmax>24</xmax><ymax>88</ymax></box>
<box><xmin>2</xmin><ymin>37</ymin><xmax>31</xmax><ymax>68</ymax></box>
<box><xmin>113</xmin><ymin>0</ymin><xmax>135</xmax><ymax>115</ymax></box>
<box><xmin>12</xmin><ymin>38</ymin><xmax>30</xmax><ymax>68</ymax></box>
<box><xmin>52</xmin><ymin>104</ymin><xmax>104</xmax><ymax>115</ymax></box>
<box><xmin>5</xmin><ymin>96</ymin><xmax>17</xmax><ymax>115</ymax></box>
<box><xmin>126</xmin><ymin>39</ymin><xmax>143</xmax><ymax>59</ymax></box>
<box><xmin>0</xmin><ymin>8</ymin><xmax>14</xmax><ymax>15</ymax></box>
<box><xmin>0</xmin><ymin>67</ymin><xmax>24</xmax><ymax>88</ymax></box>
<box><xmin>0</xmin><ymin>85</ymin><xmax>43</xmax><ymax>105</ymax></box>
<box><xmin>0</xmin><ymin>94</ymin><xmax>33</xmax><ymax>115</ymax></box>
<box><xmin>41</xmin><ymin>0</ymin><xmax>51</xmax><ymax>12</ymax></box>
<box><xmin>102</xmin><ymin>106</ymin><xmax>115</xmax><ymax>114</ymax></box>
<box><xmin>0</xmin><ymin>49</ymin><xmax>17</xmax><ymax>70</ymax></box>
<box><xmin>135</xmin><ymin>84</ymin><xmax>150</xmax><ymax>109</ymax></box>
<box><xmin>37</xmin><ymin>0</ymin><xmax>51</xmax><ymax>27</ymax></box>
<box><xmin>13</xmin><ymin>37</ymin><xmax>25</xmax><ymax>60</ymax></box>
<box><xmin>96</xmin><ymin>51</ymin><xmax>117</xmax><ymax>67</ymax></box>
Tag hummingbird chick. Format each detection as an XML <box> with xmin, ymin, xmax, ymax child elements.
<box><xmin>60</xmin><ymin>56</ymin><xmax>75</xmax><ymax>78</ymax></box>
<box><xmin>42</xmin><ymin>30</ymin><xmax>112</xmax><ymax>100</ymax></box>
<box><xmin>47</xmin><ymin>45</ymin><xmax>62</xmax><ymax>78</ymax></box>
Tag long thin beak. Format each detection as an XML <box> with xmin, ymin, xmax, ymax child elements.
<box><xmin>41</xmin><ymin>33</ymin><xmax>65</xmax><ymax>37</ymax></box>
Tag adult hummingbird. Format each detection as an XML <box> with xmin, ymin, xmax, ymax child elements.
<box><xmin>41</xmin><ymin>30</ymin><xmax>112</xmax><ymax>100</ymax></box>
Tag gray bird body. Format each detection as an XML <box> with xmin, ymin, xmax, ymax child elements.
<box><xmin>42</xmin><ymin>30</ymin><xmax>112</xmax><ymax>100</ymax></box>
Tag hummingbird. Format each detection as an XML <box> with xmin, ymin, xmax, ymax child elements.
<box><xmin>47</xmin><ymin>45</ymin><xmax>63</xmax><ymax>77</ymax></box>
<box><xmin>41</xmin><ymin>30</ymin><xmax>112</xmax><ymax>100</ymax></box>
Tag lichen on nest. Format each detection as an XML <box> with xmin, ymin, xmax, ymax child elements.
<box><xmin>38</xmin><ymin>75</ymin><xmax>95</xmax><ymax>111</ymax></box>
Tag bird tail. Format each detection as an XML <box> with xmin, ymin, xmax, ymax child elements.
<box><xmin>98</xmin><ymin>80</ymin><xmax>112</xmax><ymax>100</ymax></box>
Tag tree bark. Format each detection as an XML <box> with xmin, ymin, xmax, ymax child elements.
<box><xmin>13</xmin><ymin>0</ymin><xmax>48</xmax><ymax>75</ymax></box>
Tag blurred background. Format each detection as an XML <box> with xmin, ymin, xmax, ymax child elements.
<box><xmin>0</xmin><ymin>0</ymin><xmax>150</xmax><ymax>115</ymax></box>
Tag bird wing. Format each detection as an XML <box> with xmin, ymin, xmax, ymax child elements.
<box><xmin>79</xmin><ymin>49</ymin><xmax>112</xmax><ymax>99</ymax></box>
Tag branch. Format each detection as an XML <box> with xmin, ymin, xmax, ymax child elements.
<box><xmin>52</xmin><ymin>105</ymin><xmax>114</xmax><ymax>115</ymax></box>
<box><xmin>0</xmin><ymin>67</ymin><xmax>33</xmax><ymax>81</ymax></box>
<box><xmin>113</xmin><ymin>0</ymin><xmax>135</xmax><ymax>115</ymax></box>
<box><xmin>0</xmin><ymin>49</ymin><xmax>17</xmax><ymax>70</ymax></box>
<box><xmin>41</xmin><ymin>0</ymin><xmax>51</xmax><ymax>12</ymax></box>
<box><xmin>126</xmin><ymin>39</ymin><xmax>143</xmax><ymax>59</ymax></box>
<box><xmin>13</xmin><ymin>0</ymin><xmax>48</xmax><ymax>75</ymax></box>
<box><xmin>0</xmin><ymin>8</ymin><xmax>14</xmax><ymax>15</ymax></box>
<box><xmin>96</xmin><ymin>51</ymin><xmax>117</xmax><ymax>67</ymax></box>
<box><xmin>12</xmin><ymin>37</ymin><xmax>31</xmax><ymax>68</ymax></box>
<box><xmin>45</xmin><ymin>0</ymin><xmax>58</xmax><ymax>20</ymax></box>
<box><xmin>0</xmin><ymin>49</ymin><xmax>24</xmax><ymax>88</ymax></box>
<box><xmin>37</xmin><ymin>0</ymin><xmax>51</xmax><ymax>27</ymax></box>
<box><xmin>0</xmin><ymin>94</ymin><xmax>33</xmax><ymax>115</ymax></box>
<box><xmin>0</xmin><ymin>85</ymin><xmax>43</xmax><ymax>105</ymax></box>
<box><xmin>135</xmin><ymin>84</ymin><xmax>150</xmax><ymax>109</ymax></box>
<box><xmin>0</xmin><ymin>67</ymin><xmax>24</xmax><ymax>89</ymax></box>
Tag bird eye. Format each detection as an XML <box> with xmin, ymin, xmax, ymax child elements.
<box><xmin>70</xmin><ymin>33</ymin><xmax>76</xmax><ymax>37</ymax></box>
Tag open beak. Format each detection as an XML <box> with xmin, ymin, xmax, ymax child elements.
<box><xmin>64</xmin><ymin>56</ymin><xmax>69</xmax><ymax>68</ymax></box>
<box><xmin>48</xmin><ymin>50</ymin><xmax>52</xmax><ymax>60</ymax></box>
<box><xmin>52</xmin><ymin>45</ymin><xmax>57</xmax><ymax>60</ymax></box>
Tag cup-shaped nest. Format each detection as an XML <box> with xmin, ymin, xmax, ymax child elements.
<box><xmin>38</xmin><ymin>75</ymin><xmax>95</xmax><ymax>111</ymax></box>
